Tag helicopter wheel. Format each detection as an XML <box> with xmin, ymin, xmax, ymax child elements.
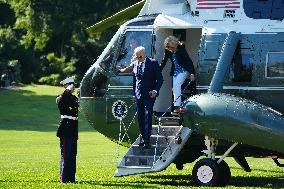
<box><xmin>192</xmin><ymin>158</ymin><xmax>221</xmax><ymax>186</ymax></box>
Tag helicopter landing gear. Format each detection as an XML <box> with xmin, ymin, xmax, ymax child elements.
<box><xmin>217</xmin><ymin>159</ymin><xmax>231</xmax><ymax>186</ymax></box>
<box><xmin>192</xmin><ymin>136</ymin><xmax>238</xmax><ymax>186</ymax></box>
<box><xmin>192</xmin><ymin>158</ymin><xmax>221</xmax><ymax>186</ymax></box>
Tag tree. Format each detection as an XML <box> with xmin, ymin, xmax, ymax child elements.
<box><xmin>1</xmin><ymin>0</ymin><xmax>141</xmax><ymax>84</ymax></box>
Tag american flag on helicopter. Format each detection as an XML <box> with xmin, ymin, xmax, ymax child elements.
<box><xmin>196</xmin><ymin>0</ymin><xmax>241</xmax><ymax>9</ymax></box>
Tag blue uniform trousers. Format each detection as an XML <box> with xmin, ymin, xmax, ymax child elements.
<box><xmin>60</xmin><ymin>138</ymin><xmax>77</xmax><ymax>183</ymax></box>
<box><xmin>136</xmin><ymin>97</ymin><xmax>154</xmax><ymax>145</ymax></box>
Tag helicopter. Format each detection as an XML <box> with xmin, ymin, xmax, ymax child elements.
<box><xmin>79</xmin><ymin>0</ymin><xmax>284</xmax><ymax>186</ymax></box>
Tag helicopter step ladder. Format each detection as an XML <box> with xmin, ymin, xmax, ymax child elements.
<box><xmin>115</xmin><ymin>116</ymin><xmax>192</xmax><ymax>177</ymax></box>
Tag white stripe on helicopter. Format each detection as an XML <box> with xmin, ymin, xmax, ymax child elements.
<box><xmin>108</xmin><ymin>85</ymin><xmax>284</xmax><ymax>91</ymax></box>
<box><xmin>198</xmin><ymin>86</ymin><xmax>284</xmax><ymax>91</ymax></box>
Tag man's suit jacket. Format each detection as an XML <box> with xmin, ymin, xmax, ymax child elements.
<box><xmin>161</xmin><ymin>44</ymin><xmax>195</xmax><ymax>76</ymax></box>
<box><xmin>132</xmin><ymin>57</ymin><xmax>163</xmax><ymax>100</ymax></box>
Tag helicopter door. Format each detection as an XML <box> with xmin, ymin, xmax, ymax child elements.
<box><xmin>106</xmin><ymin>30</ymin><xmax>154</xmax><ymax>123</ymax></box>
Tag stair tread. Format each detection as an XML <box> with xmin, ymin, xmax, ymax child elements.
<box><xmin>150</xmin><ymin>135</ymin><xmax>175</xmax><ymax>138</ymax></box>
<box><xmin>116</xmin><ymin>126</ymin><xmax>192</xmax><ymax>177</ymax></box>
<box><xmin>118</xmin><ymin>165</ymin><xmax>152</xmax><ymax>169</ymax></box>
<box><xmin>152</xmin><ymin>125</ymin><xmax>180</xmax><ymax>128</ymax></box>
<box><xmin>132</xmin><ymin>144</ymin><xmax>157</xmax><ymax>148</ymax></box>
<box><xmin>152</xmin><ymin>125</ymin><xmax>180</xmax><ymax>129</ymax></box>
<box><xmin>132</xmin><ymin>140</ymin><xmax>173</xmax><ymax>148</ymax></box>
<box><xmin>158</xmin><ymin>116</ymin><xmax>180</xmax><ymax>119</ymax></box>
<box><xmin>125</xmin><ymin>155</ymin><xmax>157</xmax><ymax>158</ymax></box>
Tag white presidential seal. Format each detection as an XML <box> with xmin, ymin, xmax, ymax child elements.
<box><xmin>112</xmin><ymin>100</ymin><xmax>128</xmax><ymax>120</ymax></box>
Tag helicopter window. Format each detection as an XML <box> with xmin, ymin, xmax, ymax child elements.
<box><xmin>243</xmin><ymin>0</ymin><xmax>284</xmax><ymax>20</ymax></box>
<box><xmin>126</xmin><ymin>19</ymin><xmax>155</xmax><ymax>26</ymax></box>
<box><xmin>204</xmin><ymin>41</ymin><xmax>220</xmax><ymax>60</ymax></box>
<box><xmin>92</xmin><ymin>72</ymin><xmax>108</xmax><ymax>97</ymax></box>
<box><xmin>99</xmin><ymin>38</ymin><xmax>119</xmax><ymax>71</ymax></box>
<box><xmin>99</xmin><ymin>48</ymin><xmax>114</xmax><ymax>71</ymax></box>
<box><xmin>115</xmin><ymin>31</ymin><xmax>153</xmax><ymax>73</ymax></box>
<box><xmin>80</xmin><ymin>69</ymin><xmax>108</xmax><ymax>98</ymax></box>
<box><xmin>232</xmin><ymin>52</ymin><xmax>253</xmax><ymax>82</ymax></box>
<box><xmin>266</xmin><ymin>52</ymin><xmax>284</xmax><ymax>78</ymax></box>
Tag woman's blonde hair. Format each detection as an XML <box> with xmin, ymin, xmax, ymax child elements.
<box><xmin>164</xmin><ymin>36</ymin><xmax>180</xmax><ymax>49</ymax></box>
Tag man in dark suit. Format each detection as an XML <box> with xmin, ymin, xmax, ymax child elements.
<box><xmin>119</xmin><ymin>46</ymin><xmax>163</xmax><ymax>148</ymax></box>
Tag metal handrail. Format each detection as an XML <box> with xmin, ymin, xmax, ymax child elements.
<box><xmin>117</xmin><ymin>80</ymin><xmax>194</xmax><ymax>168</ymax></box>
<box><xmin>116</xmin><ymin>111</ymin><xmax>137</xmax><ymax>165</ymax></box>
<box><xmin>152</xmin><ymin>81</ymin><xmax>193</xmax><ymax>167</ymax></box>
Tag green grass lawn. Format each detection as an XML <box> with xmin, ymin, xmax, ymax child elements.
<box><xmin>0</xmin><ymin>85</ymin><xmax>284</xmax><ymax>188</ymax></box>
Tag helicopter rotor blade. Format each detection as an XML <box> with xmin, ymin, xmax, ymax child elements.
<box><xmin>87</xmin><ymin>0</ymin><xmax>145</xmax><ymax>35</ymax></box>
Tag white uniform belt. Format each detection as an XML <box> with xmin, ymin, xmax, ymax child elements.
<box><xmin>61</xmin><ymin>115</ymin><xmax>78</xmax><ymax>120</ymax></box>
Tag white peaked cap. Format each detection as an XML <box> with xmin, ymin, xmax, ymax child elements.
<box><xmin>60</xmin><ymin>76</ymin><xmax>75</xmax><ymax>85</ymax></box>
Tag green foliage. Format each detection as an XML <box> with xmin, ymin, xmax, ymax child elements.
<box><xmin>0</xmin><ymin>26</ymin><xmax>18</xmax><ymax>51</ymax></box>
<box><xmin>1</xmin><ymin>85</ymin><xmax>284</xmax><ymax>188</ymax></box>
<box><xmin>0</xmin><ymin>0</ymin><xmax>141</xmax><ymax>85</ymax></box>
<box><xmin>38</xmin><ymin>53</ymin><xmax>77</xmax><ymax>85</ymax></box>
<box><xmin>0</xmin><ymin>8</ymin><xmax>39</xmax><ymax>83</ymax></box>
<box><xmin>38</xmin><ymin>73</ymin><xmax>61</xmax><ymax>86</ymax></box>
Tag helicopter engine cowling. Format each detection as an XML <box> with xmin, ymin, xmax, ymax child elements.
<box><xmin>182</xmin><ymin>93</ymin><xmax>284</xmax><ymax>154</ymax></box>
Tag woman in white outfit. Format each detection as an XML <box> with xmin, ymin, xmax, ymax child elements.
<box><xmin>160</xmin><ymin>36</ymin><xmax>196</xmax><ymax>114</ymax></box>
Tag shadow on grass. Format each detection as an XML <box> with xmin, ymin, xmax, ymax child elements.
<box><xmin>0</xmin><ymin>179</ymin><xmax>157</xmax><ymax>188</ymax></box>
<box><xmin>232</xmin><ymin>166</ymin><xmax>284</xmax><ymax>174</ymax></box>
<box><xmin>1</xmin><ymin>175</ymin><xmax>284</xmax><ymax>188</ymax></box>
<box><xmin>0</xmin><ymin>88</ymin><xmax>95</xmax><ymax>132</ymax></box>
<box><xmin>143</xmin><ymin>174</ymin><xmax>284</xmax><ymax>188</ymax></box>
<box><xmin>139</xmin><ymin>174</ymin><xmax>193</xmax><ymax>186</ymax></box>
<box><xmin>78</xmin><ymin>180</ymin><xmax>158</xmax><ymax>188</ymax></box>
<box><xmin>229</xmin><ymin>176</ymin><xmax>284</xmax><ymax>188</ymax></box>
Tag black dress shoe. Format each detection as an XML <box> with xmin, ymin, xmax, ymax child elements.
<box><xmin>138</xmin><ymin>142</ymin><xmax>144</xmax><ymax>147</ymax></box>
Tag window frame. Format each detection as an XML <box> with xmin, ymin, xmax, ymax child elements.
<box><xmin>265</xmin><ymin>52</ymin><xmax>284</xmax><ymax>79</ymax></box>
<box><xmin>113</xmin><ymin>28</ymin><xmax>154</xmax><ymax>76</ymax></box>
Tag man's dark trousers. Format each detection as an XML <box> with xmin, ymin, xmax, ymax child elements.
<box><xmin>136</xmin><ymin>97</ymin><xmax>154</xmax><ymax>145</ymax></box>
<box><xmin>60</xmin><ymin>138</ymin><xmax>77</xmax><ymax>183</ymax></box>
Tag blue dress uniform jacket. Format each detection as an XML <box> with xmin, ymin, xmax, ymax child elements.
<box><xmin>56</xmin><ymin>89</ymin><xmax>78</xmax><ymax>183</ymax></box>
<box><xmin>57</xmin><ymin>90</ymin><xmax>78</xmax><ymax>140</ymax></box>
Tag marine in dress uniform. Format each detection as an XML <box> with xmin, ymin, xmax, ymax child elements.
<box><xmin>56</xmin><ymin>77</ymin><xmax>78</xmax><ymax>183</ymax></box>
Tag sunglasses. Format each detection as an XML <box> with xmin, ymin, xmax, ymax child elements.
<box><xmin>136</xmin><ymin>55</ymin><xmax>143</xmax><ymax>59</ymax></box>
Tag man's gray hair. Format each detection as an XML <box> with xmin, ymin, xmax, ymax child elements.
<box><xmin>134</xmin><ymin>46</ymin><xmax>145</xmax><ymax>54</ymax></box>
